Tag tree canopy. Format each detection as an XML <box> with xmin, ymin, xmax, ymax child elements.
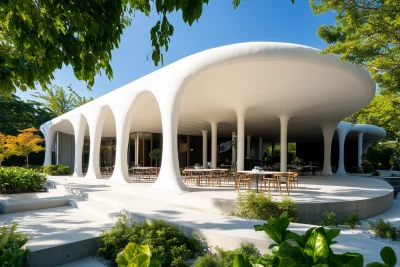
<box><xmin>32</xmin><ymin>85</ymin><xmax>93</xmax><ymax>117</ymax></box>
<box><xmin>3</xmin><ymin>0</ymin><xmax>294</xmax><ymax>95</ymax></box>
<box><xmin>311</xmin><ymin>0</ymin><xmax>400</xmax><ymax>93</ymax></box>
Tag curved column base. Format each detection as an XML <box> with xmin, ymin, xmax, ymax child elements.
<box><xmin>109</xmin><ymin>169</ymin><xmax>130</xmax><ymax>184</ymax></box>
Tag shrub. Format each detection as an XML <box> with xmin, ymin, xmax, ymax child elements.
<box><xmin>26</xmin><ymin>165</ymin><xmax>43</xmax><ymax>172</ymax></box>
<box><xmin>342</xmin><ymin>213</ymin><xmax>360</xmax><ymax>229</ymax></box>
<box><xmin>362</xmin><ymin>161</ymin><xmax>374</xmax><ymax>173</ymax></box>
<box><xmin>350</xmin><ymin>166</ymin><xmax>362</xmax><ymax>174</ymax></box>
<box><xmin>372</xmin><ymin>170</ymin><xmax>380</xmax><ymax>176</ymax></box>
<box><xmin>98</xmin><ymin>214</ymin><xmax>205</xmax><ymax>267</ymax></box>
<box><xmin>230</xmin><ymin>191</ymin><xmax>298</xmax><ymax>222</ymax></box>
<box><xmin>0</xmin><ymin>222</ymin><xmax>30</xmax><ymax>267</ymax></box>
<box><xmin>193</xmin><ymin>243</ymin><xmax>271</xmax><ymax>267</ymax></box>
<box><xmin>42</xmin><ymin>164</ymin><xmax>72</xmax><ymax>175</ymax></box>
<box><xmin>0</xmin><ymin>167</ymin><xmax>47</xmax><ymax>194</ymax></box>
<box><xmin>319</xmin><ymin>211</ymin><xmax>339</xmax><ymax>227</ymax></box>
<box><xmin>367</xmin><ymin>219</ymin><xmax>400</xmax><ymax>240</ymax></box>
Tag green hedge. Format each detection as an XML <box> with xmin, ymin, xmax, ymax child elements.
<box><xmin>0</xmin><ymin>167</ymin><xmax>47</xmax><ymax>194</ymax></box>
<box><xmin>42</xmin><ymin>164</ymin><xmax>72</xmax><ymax>175</ymax></box>
<box><xmin>0</xmin><ymin>222</ymin><xmax>30</xmax><ymax>267</ymax></box>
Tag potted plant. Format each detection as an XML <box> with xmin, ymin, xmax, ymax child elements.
<box><xmin>149</xmin><ymin>148</ymin><xmax>162</xmax><ymax>167</ymax></box>
<box><xmin>194</xmin><ymin>163</ymin><xmax>200</xmax><ymax>169</ymax></box>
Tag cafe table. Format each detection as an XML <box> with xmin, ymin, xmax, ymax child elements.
<box><xmin>237</xmin><ymin>170</ymin><xmax>295</xmax><ymax>193</ymax></box>
<box><xmin>183</xmin><ymin>168</ymin><xmax>229</xmax><ymax>186</ymax></box>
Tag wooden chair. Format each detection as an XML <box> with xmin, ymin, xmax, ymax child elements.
<box><xmin>220</xmin><ymin>170</ymin><xmax>230</xmax><ymax>184</ymax></box>
<box><xmin>205</xmin><ymin>170</ymin><xmax>221</xmax><ymax>187</ymax></box>
<box><xmin>262</xmin><ymin>174</ymin><xmax>278</xmax><ymax>192</ymax></box>
<box><xmin>234</xmin><ymin>172</ymin><xmax>252</xmax><ymax>192</ymax></box>
<box><xmin>269</xmin><ymin>173</ymin><xmax>291</xmax><ymax>194</ymax></box>
<box><xmin>183</xmin><ymin>170</ymin><xmax>196</xmax><ymax>185</ymax></box>
<box><xmin>289</xmin><ymin>172</ymin><xmax>299</xmax><ymax>189</ymax></box>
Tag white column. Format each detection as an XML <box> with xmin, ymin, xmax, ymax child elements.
<box><xmin>211</xmin><ymin>121</ymin><xmax>218</xmax><ymax>169</ymax></box>
<box><xmin>336</xmin><ymin>130</ymin><xmax>348</xmax><ymax>174</ymax></box>
<box><xmin>246</xmin><ymin>135</ymin><xmax>251</xmax><ymax>159</ymax></box>
<box><xmin>280</xmin><ymin>116</ymin><xmax>290</xmax><ymax>172</ymax></box>
<box><xmin>152</xmin><ymin>98</ymin><xmax>188</xmax><ymax>192</ymax></box>
<box><xmin>42</xmin><ymin>128</ymin><xmax>55</xmax><ymax>166</ymax></box>
<box><xmin>321</xmin><ymin>123</ymin><xmax>336</xmax><ymax>175</ymax></box>
<box><xmin>237</xmin><ymin>111</ymin><xmax>245</xmax><ymax>171</ymax></box>
<box><xmin>202</xmin><ymin>130</ymin><xmax>208</xmax><ymax>168</ymax></box>
<box><xmin>363</xmin><ymin>140</ymin><xmax>373</xmax><ymax>154</ymax></box>
<box><xmin>232</xmin><ymin>132</ymin><xmax>236</xmax><ymax>164</ymax></box>
<box><xmin>258</xmin><ymin>138</ymin><xmax>263</xmax><ymax>161</ymax></box>
<box><xmin>71</xmin><ymin>115</ymin><xmax>87</xmax><ymax>177</ymax></box>
<box><xmin>85</xmin><ymin>109</ymin><xmax>106</xmax><ymax>180</ymax></box>
<box><xmin>358</xmin><ymin>132</ymin><xmax>364</xmax><ymax>167</ymax></box>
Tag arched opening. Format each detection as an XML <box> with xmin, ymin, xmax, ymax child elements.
<box><xmin>82</xmin><ymin>116</ymin><xmax>90</xmax><ymax>175</ymax></box>
<box><xmin>126</xmin><ymin>91</ymin><xmax>162</xmax><ymax>182</ymax></box>
<box><xmin>99</xmin><ymin>106</ymin><xmax>117</xmax><ymax>178</ymax></box>
<box><xmin>51</xmin><ymin>120</ymin><xmax>75</xmax><ymax>170</ymax></box>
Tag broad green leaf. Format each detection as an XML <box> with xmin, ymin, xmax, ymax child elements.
<box><xmin>304</xmin><ymin>228</ymin><xmax>329</xmax><ymax>264</ymax></box>
<box><xmin>277</xmin><ymin>241</ymin><xmax>303</xmax><ymax>259</ymax></box>
<box><xmin>233</xmin><ymin>254</ymin><xmax>254</xmax><ymax>267</ymax></box>
<box><xmin>365</xmin><ymin>263</ymin><xmax>386</xmax><ymax>267</ymax></box>
<box><xmin>279</xmin><ymin>257</ymin><xmax>296</xmax><ymax>267</ymax></box>
<box><xmin>148</xmin><ymin>259</ymin><xmax>161</xmax><ymax>267</ymax></box>
<box><xmin>279</xmin><ymin>212</ymin><xmax>288</xmax><ymax>219</ymax></box>
<box><xmin>128</xmin><ymin>253</ymin><xmax>150</xmax><ymax>267</ymax></box>
<box><xmin>263</xmin><ymin>224</ymin><xmax>282</xmax><ymax>244</ymax></box>
<box><xmin>116</xmin><ymin>251</ymin><xmax>129</xmax><ymax>267</ymax></box>
<box><xmin>380</xmin><ymin>246</ymin><xmax>397</xmax><ymax>267</ymax></box>
<box><xmin>325</xmin><ymin>228</ymin><xmax>340</xmax><ymax>245</ymax></box>
<box><xmin>286</xmin><ymin>230</ymin><xmax>305</xmax><ymax>247</ymax></box>
<box><xmin>254</xmin><ymin>224</ymin><xmax>264</xmax><ymax>231</ymax></box>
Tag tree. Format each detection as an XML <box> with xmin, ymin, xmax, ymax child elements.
<box><xmin>0</xmin><ymin>94</ymin><xmax>54</xmax><ymax>136</ymax></box>
<box><xmin>6</xmin><ymin>128</ymin><xmax>44</xmax><ymax>168</ymax></box>
<box><xmin>149</xmin><ymin>148</ymin><xmax>162</xmax><ymax>167</ymax></box>
<box><xmin>0</xmin><ymin>0</ymin><xmax>294</xmax><ymax>95</ymax></box>
<box><xmin>32</xmin><ymin>85</ymin><xmax>92</xmax><ymax>116</ymax></box>
<box><xmin>0</xmin><ymin>133</ymin><xmax>11</xmax><ymax>166</ymax></box>
<box><xmin>311</xmin><ymin>0</ymin><xmax>400</xmax><ymax>93</ymax></box>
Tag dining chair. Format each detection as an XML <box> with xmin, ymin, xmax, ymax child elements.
<box><xmin>183</xmin><ymin>170</ymin><xmax>196</xmax><ymax>185</ymax></box>
<box><xmin>234</xmin><ymin>172</ymin><xmax>251</xmax><ymax>192</ymax></box>
<box><xmin>205</xmin><ymin>170</ymin><xmax>221</xmax><ymax>187</ymax></box>
<box><xmin>289</xmin><ymin>172</ymin><xmax>299</xmax><ymax>189</ymax></box>
<box><xmin>262</xmin><ymin>174</ymin><xmax>277</xmax><ymax>192</ymax></box>
<box><xmin>269</xmin><ymin>173</ymin><xmax>291</xmax><ymax>194</ymax></box>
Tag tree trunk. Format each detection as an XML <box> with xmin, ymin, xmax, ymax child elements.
<box><xmin>26</xmin><ymin>155</ymin><xmax>29</xmax><ymax>168</ymax></box>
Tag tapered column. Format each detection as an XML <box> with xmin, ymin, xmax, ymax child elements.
<box><xmin>237</xmin><ymin>111</ymin><xmax>245</xmax><ymax>171</ymax></box>
<box><xmin>358</xmin><ymin>132</ymin><xmax>364</xmax><ymax>167</ymax></box>
<box><xmin>336</xmin><ymin>129</ymin><xmax>348</xmax><ymax>175</ymax></box>
<box><xmin>280</xmin><ymin>116</ymin><xmax>290</xmax><ymax>172</ymax></box>
<box><xmin>71</xmin><ymin>115</ymin><xmax>87</xmax><ymax>177</ymax></box>
<box><xmin>202</xmin><ymin>130</ymin><xmax>208</xmax><ymax>168</ymax></box>
<box><xmin>152</xmin><ymin>98</ymin><xmax>188</xmax><ymax>192</ymax></box>
<box><xmin>211</xmin><ymin>122</ymin><xmax>218</xmax><ymax>169</ymax></box>
<box><xmin>42</xmin><ymin>128</ymin><xmax>55</xmax><ymax>166</ymax></box>
<box><xmin>363</xmin><ymin>140</ymin><xmax>373</xmax><ymax>154</ymax></box>
<box><xmin>321</xmin><ymin>123</ymin><xmax>336</xmax><ymax>175</ymax></box>
<box><xmin>259</xmin><ymin>138</ymin><xmax>263</xmax><ymax>161</ymax></box>
<box><xmin>246</xmin><ymin>135</ymin><xmax>251</xmax><ymax>159</ymax></box>
<box><xmin>232</xmin><ymin>132</ymin><xmax>236</xmax><ymax>164</ymax></box>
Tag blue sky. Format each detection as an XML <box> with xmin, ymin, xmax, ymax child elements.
<box><xmin>17</xmin><ymin>0</ymin><xmax>336</xmax><ymax>101</ymax></box>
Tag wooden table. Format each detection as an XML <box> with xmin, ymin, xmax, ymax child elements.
<box><xmin>183</xmin><ymin>169</ymin><xmax>229</xmax><ymax>186</ymax></box>
<box><xmin>130</xmin><ymin>167</ymin><xmax>157</xmax><ymax>179</ymax></box>
<box><xmin>237</xmin><ymin>171</ymin><xmax>295</xmax><ymax>193</ymax></box>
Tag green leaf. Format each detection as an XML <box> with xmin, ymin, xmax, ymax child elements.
<box><xmin>279</xmin><ymin>211</ymin><xmax>288</xmax><ymax>219</ymax></box>
<box><xmin>148</xmin><ymin>259</ymin><xmax>161</xmax><ymax>267</ymax></box>
<box><xmin>286</xmin><ymin>230</ymin><xmax>305</xmax><ymax>247</ymax></box>
<box><xmin>380</xmin><ymin>246</ymin><xmax>397</xmax><ymax>267</ymax></box>
<box><xmin>254</xmin><ymin>224</ymin><xmax>264</xmax><ymax>231</ymax></box>
<box><xmin>325</xmin><ymin>228</ymin><xmax>340</xmax><ymax>245</ymax></box>
<box><xmin>263</xmin><ymin>224</ymin><xmax>282</xmax><ymax>244</ymax></box>
<box><xmin>304</xmin><ymin>227</ymin><xmax>329</xmax><ymax>264</ymax></box>
<box><xmin>116</xmin><ymin>251</ymin><xmax>129</xmax><ymax>267</ymax></box>
<box><xmin>277</xmin><ymin>241</ymin><xmax>304</xmax><ymax>260</ymax></box>
<box><xmin>365</xmin><ymin>263</ymin><xmax>386</xmax><ymax>267</ymax></box>
<box><xmin>128</xmin><ymin>253</ymin><xmax>150</xmax><ymax>267</ymax></box>
<box><xmin>233</xmin><ymin>254</ymin><xmax>254</xmax><ymax>267</ymax></box>
<box><xmin>279</xmin><ymin>257</ymin><xmax>296</xmax><ymax>267</ymax></box>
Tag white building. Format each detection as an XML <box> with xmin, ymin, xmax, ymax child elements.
<box><xmin>40</xmin><ymin>42</ymin><xmax>386</xmax><ymax>192</ymax></box>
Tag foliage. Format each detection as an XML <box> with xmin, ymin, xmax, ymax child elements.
<box><xmin>362</xmin><ymin>161</ymin><xmax>375</xmax><ymax>174</ymax></box>
<box><xmin>42</xmin><ymin>164</ymin><xmax>72</xmax><ymax>176</ymax></box>
<box><xmin>0</xmin><ymin>133</ymin><xmax>11</xmax><ymax>166</ymax></box>
<box><xmin>0</xmin><ymin>222</ymin><xmax>30</xmax><ymax>267</ymax></box>
<box><xmin>32</xmin><ymin>85</ymin><xmax>93</xmax><ymax>117</ymax></box>
<box><xmin>372</xmin><ymin>170</ymin><xmax>380</xmax><ymax>176</ymax></box>
<box><xmin>115</xmin><ymin>242</ymin><xmax>161</xmax><ymax>267</ymax></box>
<box><xmin>230</xmin><ymin>191</ymin><xmax>298</xmax><ymax>222</ymax></box>
<box><xmin>320</xmin><ymin>211</ymin><xmax>339</xmax><ymax>227</ymax></box>
<box><xmin>149</xmin><ymin>148</ymin><xmax>162</xmax><ymax>167</ymax></box>
<box><xmin>5</xmin><ymin>128</ymin><xmax>44</xmax><ymax>168</ymax></box>
<box><xmin>366</xmin><ymin>246</ymin><xmax>397</xmax><ymax>267</ymax></box>
<box><xmin>350</xmin><ymin>166</ymin><xmax>362</xmax><ymax>174</ymax></box>
<box><xmin>193</xmin><ymin>243</ymin><xmax>272</xmax><ymax>267</ymax></box>
<box><xmin>342</xmin><ymin>213</ymin><xmax>360</xmax><ymax>229</ymax></box>
<box><xmin>0</xmin><ymin>94</ymin><xmax>53</xmax><ymax>136</ymax></box>
<box><xmin>367</xmin><ymin>219</ymin><xmax>400</xmax><ymax>241</ymax></box>
<box><xmin>98</xmin><ymin>214</ymin><xmax>205</xmax><ymax>267</ymax></box>
<box><xmin>232</xmin><ymin>212</ymin><xmax>362</xmax><ymax>267</ymax></box>
<box><xmin>311</xmin><ymin>1</ymin><xmax>400</xmax><ymax>94</ymax></box>
<box><xmin>0</xmin><ymin>166</ymin><xmax>47</xmax><ymax>194</ymax></box>
<box><xmin>0</xmin><ymin>0</ymin><xmax>297</xmax><ymax>94</ymax></box>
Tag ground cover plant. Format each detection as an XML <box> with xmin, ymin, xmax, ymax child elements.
<box><xmin>367</xmin><ymin>219</ymin><xmax>400</xmax><ymax>241</ymax></box>
<box><xmin>342</xmin><ymin>213</ymin><xmax>360</xmax><ymax>229</ymax></box>
<box><xmin>0</xmin><ymin>166</ymin><xmax>47</xmax><ymax>194</ymax></box>
<box><xmin>319</xmin><ymin>211</ymin><xmax>339</xmax><ymax>227</ymax></box>
<box><xmin>42</xmin><ymin>164</ymin><xmax>72</xmax><ymax>175</ymax></box>
<box><xmin>230</xmin><ymin>191</ymin><xmax>298</xmax><ymax>222</ymax></box>
<box><xmin>98</xmin><ymin>214</ymin><xmax>206</xmax><ymax>267</ymax></box>
<box><xmin>0</xmin><ymin>222</ymin><xmax>30</xmax><ymax>267</ymax></box>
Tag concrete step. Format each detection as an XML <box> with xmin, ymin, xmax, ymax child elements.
<box><xmin>57</xmin><ymin>256</ymin><xmax>105</xmax><ymax>267</ymax></box>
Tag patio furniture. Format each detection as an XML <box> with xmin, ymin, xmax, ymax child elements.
<box><xmin>183</xmin><ymin>170</ymin><xmax>196</xmax><ymax>185</ymax></box>
<box><xmin>205</xmin><ymin>170</ymin><xmax>221</xmax><ymax>187</ymax></box>
<box><xmin>234</xmin><ymin>172</ymin><xmax>251</xmax><ymax>192</ymax></box>
<box><xmin>269</xmin><ymin>172</ymin><xmax>291</xmax><ymax>194</ymax></box>
<box><xmin>262</xmin><ymin>174</ymin><xmax>277</xmax><ymax>192</ymax></box>
<box><xmin>183</xmin><ymin>168</ymin><xmax>229</xmax><ymax>186</ymax></box>
<box><xmin>289</xmin><ymin>172</ymin><xmax>299</xmax><ymax>189</ymax></box>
